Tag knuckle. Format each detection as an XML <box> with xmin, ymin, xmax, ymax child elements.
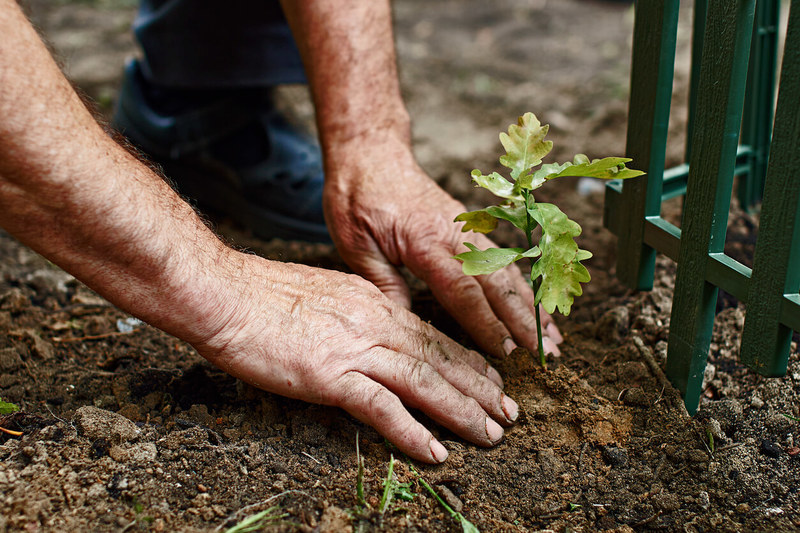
<box><xmin>441</xmin><ymin>274</ymin><xmax>483</xmax><ymax>300</ymax></box>
<box><xmin>463</xmin><ymin>397</ymin><xmax>488</xmax><ymax>431</ymax></box>
<box><xmin>416</xmin><ymin>336</ymin><xmax>448</xmax><ymax>365</ymax></box>
<box><xmin>366</xmin><ymin>386</ymin><xmax>401</xmax><ymax>423</ymax></box>
<box><xmin>407</xmin><ymin>359</ymin><xmax>439</xmax><ymax>392</ymax></box>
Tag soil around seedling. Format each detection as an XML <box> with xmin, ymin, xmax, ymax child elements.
<box><xmin>2</xmin><ymin>1</ymin><xmax>799</xmax><ymax>531</ymax></box>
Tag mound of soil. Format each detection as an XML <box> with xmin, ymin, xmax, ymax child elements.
<box><xmin>2</xmin><ymin>1</ymin><xmax>798</xmax><ymax>532</ymax></box>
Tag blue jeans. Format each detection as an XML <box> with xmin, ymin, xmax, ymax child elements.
<box><xmin>134</xmin><ymin>0</ymin><xmax>306</xmax><ymax>88</ymax></box>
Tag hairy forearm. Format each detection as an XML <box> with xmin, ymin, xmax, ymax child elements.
<box><xmin>279</xmin><ymin>0</ymin><xmax>411</xmax><ymax>151</ymax></box>
<box><xmin>0</xmin><ymin>1</ymin><xmax>238</xmax><ymax>345</ymax></box>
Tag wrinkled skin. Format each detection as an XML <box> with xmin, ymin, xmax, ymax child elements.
<box><xmin>0</xmin><ymin>0</ymin><xmax>563</xmax><ymax>465</ymax></box>
<box><xmin>323</xmin><ymin>133</ymin><xmax>563</xmax><ymax>360</ymax></box>
<box><xmin>195</xmin><ymin>254</ymin><xmax>518</xmax><ymax>463</ymax></box>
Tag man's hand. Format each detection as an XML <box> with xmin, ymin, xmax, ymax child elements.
<box><xmin>324</xmin><ymin>133</ymin><xmax>563</xmax><ymax>359</ymax></box>
<box><xmin>194</xmin><ymin>254</ymin><xmax>517</xmax><ymax>463</ymax></box>
<box><xmin>281</xmin><ymin>0</ymin><xmax>563</xmax><ymax>360</ymax></box>
<box><xmin>0</xmin><ymin>0</ymin><xmax>514</xmax><ymax>463</ymax></box>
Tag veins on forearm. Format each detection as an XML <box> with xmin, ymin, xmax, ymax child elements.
<box><xmin>279</xmin><ymin>0</ymin><xmax>410</xmax><ymax>145</ymax></box>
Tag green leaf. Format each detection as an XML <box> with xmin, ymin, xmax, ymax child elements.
<box><xmin>519</xmin><ymin>161</ymin><xmax>571</xmax><ymax>190</ymax></box>
<box><xmin>518</xmin><ymin>247</ymin><xmax>543</xmax><ymax>259</ymax></box>
<box><xmin>454</xmin><ymin>210</ymin><xmax>498</xmax><ymax>234</ymax></box>
<box><xmin>535</xmin><ymin>155</ymin><xmax>646</xmax><ymax>182</ymax></box>
<box><xmin>498</xmin><ymin>112</ymin><xmax>553</xmax><ymax>180</ymax></box>
<box><xmin>527</xmin><ymin>203</ymin><xmax>592</xmax><ymax>315</ymax></box>
<box><xmin>458</xmin><ymin>514</ymin><xmax>480</xmax><ymax>533</ymax></box>
<box><xmin>484</xmin><ymin>204</ymin><xmax>529</xmax><ymax>232</ymax></box>
<box><xmin>224</xmin><ymin>507</ymin><xmax>287</xmax><ymax>533</ymax></box>
<box><xmin>454</xmin><ymin>243</ymin><xmax>539</xmax><ymax>276</ymax></box>
<box><xmin>469</xmin><ymin>170</ymin><xmax>522</xmax><ymax>201</ymax></box>
<box><xmin>0</xmin><ymin>399</ymin><xmax>19</xmax><ymax>415</ymax></box>
<box><xmin>455</xmin><ymin>204</ymin><xmax>530</xmax><ymax>234</ymax></box>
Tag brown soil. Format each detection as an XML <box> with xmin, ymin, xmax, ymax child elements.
<box><xmin>2</xmin><ymin>1</ymin><xmax>799</xmax><ymax>532</ymax></box>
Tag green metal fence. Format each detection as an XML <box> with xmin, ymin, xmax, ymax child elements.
<box><xmin>604</xmin><ymin>0</ymin><xmax>800</xmax><ymax>414</ymax></box>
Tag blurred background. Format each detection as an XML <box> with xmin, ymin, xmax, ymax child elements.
<box><xmin>19</xmin><ymin>0</ymin><xmax>694</xmax><ymax>212</ymax></box>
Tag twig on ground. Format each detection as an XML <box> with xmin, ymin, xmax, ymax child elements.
<box><xmin>45</xmin><ymin>404</ymin><xmax>74</xmax><ymax>428</ymax></box>
<box><xmin>631</xmin><ymin>336</ymin><xmax>689</xmax><ymax>418</ymax></box>
<box><xmin>52</xmin><ymin>329</ymin><xmax>141</xmax><ymax>343</ymax></box>
<box><xmin>0</xmin><ymin>426</ymin><xmax>23</xmax><ymax>436</ymax></box>
<box><xmin>214</xmin><ymin>490</ymin><xmax>313</xmax><ymax>532</ymax></box>
<box><xmin>301</xmin><ymin>451</ymin><xmax>321</xmax><ymax>464</ymax></box>
<box><xmin>577</xmin><ymin>442</ymin><xmax>588</xmax><ymax>478</ymax></box>
<box><xmin>631</xmin><ymin>336</ymin><xmax>670</xmax><ymax>389</ymax></box>
<box><xmin>715</xmin><ymin>442</ymin><xmax>744</xmax><ymax>453</ymax></box>
<box><xmin>653</xmin><ymin>385</ymin><xmax>666</xmax><ymax>405</ymax></box>
<box><xmin>671</xmin><ymin>465</ymin><xmax>689</xmax><ymax>476</ymax></box>
<box><xmin>633</xmin><ymin>510</ymin><xmax>662</xmax><ymax>527</ymax></box>
<box><xmin>44</xmin><ymin>302</ymin><xmax>112</xmax><ymax>314</ymax></box>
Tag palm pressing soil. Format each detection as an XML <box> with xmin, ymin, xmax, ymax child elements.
<box><xmin>1</xmin><ymin>1</ymin><xmax>798</xmax><ymax>531</ymax></box>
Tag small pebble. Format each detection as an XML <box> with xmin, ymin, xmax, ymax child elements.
<box><xmin>750</xmin><ymin>396</ymin><xmax>765</xmax><ymax>409</ymax></box>
<box><xmin>621</xmin><ymin>387</ymin><xmax>650</xmax><ymax>407</ymax></box>
<box><xmin>686</xmin><ymin>449</ymin><xmax>709</xmax><ymax>463</ymax></box>
<box><xmin>197</xmin><ymin>484</ymin><xmax>208</xmax><ymax>493</ymax></box>
<box><xmin>436</xmin><ymin>484</ymin><xmax>463</xmax><ymax>513</ymax></box>
<box><xmin>760</xmin><ymin>439</ymin><xmax>782</xmax><ymax>458</ymax></box>
<box><xmin>698</xmin><ymin>491</ymin><xmax>710</xmax><ymax>510</ymax></box>
<box><xmin>601</xmin><ymin>446</ymin><xmax>629</xmax><ymax>468</ymax></box>
<box><xmin>652</xmin><ymin>492</ymin><xmax>681</xmax><ymax>512</ymax></box>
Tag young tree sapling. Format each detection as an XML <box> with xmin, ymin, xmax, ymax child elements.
<box><xmin>454</xmin><ymin>112</ymin><xmax>643</xmax><ymax>367</ymax></box>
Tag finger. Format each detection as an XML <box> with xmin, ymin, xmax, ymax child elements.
<box><xmin>390</xmin><ymin>310</ymin><xmax>505</xmax><ymax>388</ymax></box>
<box><xmin>545</xmin><ymin>320</ymin><xmax>563</xmax><ymax>344</ymax></box>
<box><xmin>358</xmin><ymin>255</ymin><xmax>412</xmax><ymax>308</ymax></box>
<box><xmin>359</xmin><ymin>348</ymin><xmax>506</xmax><ymax>445</ymax></box>
<box><xmin>477</xmin><ymin>264</ymin><xmax>544</xmax><ymax>352</ymax></box>
<box><xmin>408</xmin><ymin>249</ymin><xmax>514</xmax><ymax>359</ymax></box>
<box><xmin>385</xmin><ymin>321</ymin><xmax>516</xmax><ymax>423</ymax></box>
<box><xmin>542</xmin><ymin>335</ymin><xmax>560</xmax><ymax>357</ymax></box>
<box><xmin>331</xmin><ymin>226</ymin><xmax>412</xmax><ymax>308</ymax></box>
<box><xmin>471</xmin><ymin>242</ymin><xmax>564</xmax><ymax>353</ymax></box>
<box><xmin>335</xmin><ymin>371</ymin><xmax>447</xmax><ymax>463</ymax></box>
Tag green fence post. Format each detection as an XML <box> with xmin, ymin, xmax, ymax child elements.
<box><xmin>739</xmin><ymin>0</ymin><xmax>780</xmax><ymax>210</ymax></box>
<box><xmin>740</xmin><ymin>0</ymin><xmax>800</xmax><ymax>375</ymax></box>
<box><xmin>685</xmin><ymin>0</ymin><xmax>707</xmax><ymax>163</ymax></box>
<box><xmin>613</xmin><ymin>0</ymin><xmax>679</xmax><ymax>290</ymax></box>
<box><xmin>666</xmin><ymin>0</ymin><xmax>756</xmax><ymax>414</ymax></box>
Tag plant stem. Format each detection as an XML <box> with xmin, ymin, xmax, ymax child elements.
<box><xmin>355</xmin><ymin>432</ymin><xmax>365</xmax><ymax>508</ymax></box>
<box><xmin>408</xmin><ymin>463</ymin><xmax>480</xmax><ymax>533</ymax></box>
<box><xmin>533</xmin><ymin>282</ymin><xmax>546</xmax><ymax>369</ymax></box>
<box><xmin>523</xmin><ymin>190</ymin><xmax>546</xmax><ymax>369</ymax></box>
<box><xmin>378</xmin><ymin>454</ymin><xmax>395</xmax><ymax>514</ymax></box>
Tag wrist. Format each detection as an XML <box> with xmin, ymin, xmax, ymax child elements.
<box><xmin>321</xmin><ymin>120</ymin><xmax>416</xmax><ymax>190</ymax></box>
<box><xmin>319</xmin><ymin>106</ymin><xmax>412</xmax><ymax>154</ymax></box>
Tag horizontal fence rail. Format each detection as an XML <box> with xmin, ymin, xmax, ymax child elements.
<box><xmin>604</xmin><ymin>0</ymin><xmax>799</xmax><ymax>414</ymax></box>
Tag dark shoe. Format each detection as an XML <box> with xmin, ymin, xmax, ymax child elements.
<box><xmin>112</xmin><ymin>59</ymin><xmax>329</xmax><ymax>243</ymax></box>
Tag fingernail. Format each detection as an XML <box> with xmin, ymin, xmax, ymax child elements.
<box><xmin>543</xmin><ymin>336</ymin><xmax>561</xmax><ymax>357</ymax></box>
<box><xmin>546</xmin><ymin>323</ymin><xmax>564</xmax><ymax>344</ymax></box>
<box><xmin>486</xmin><ymin>364</ymin><xmax>504</xmax><ymax>388</ymax></box>
<box><xmin>502</xmin><ymin>337</ymin><xmax>517</xmax><ymax>356</ymax></box>
<box><xmin>485</xmin><ymin>417</ymin><xmax>504</xmax><ymax>443</ymax></box>
<box><xmin>430</xmin><ymin>438</ymin><xmax>448</xmax><ymax>463</ymax></box>
<box><xmin>501</xmin><ymin>394</ymin><xmax>519</xmax><ymax>423</ymax></box>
